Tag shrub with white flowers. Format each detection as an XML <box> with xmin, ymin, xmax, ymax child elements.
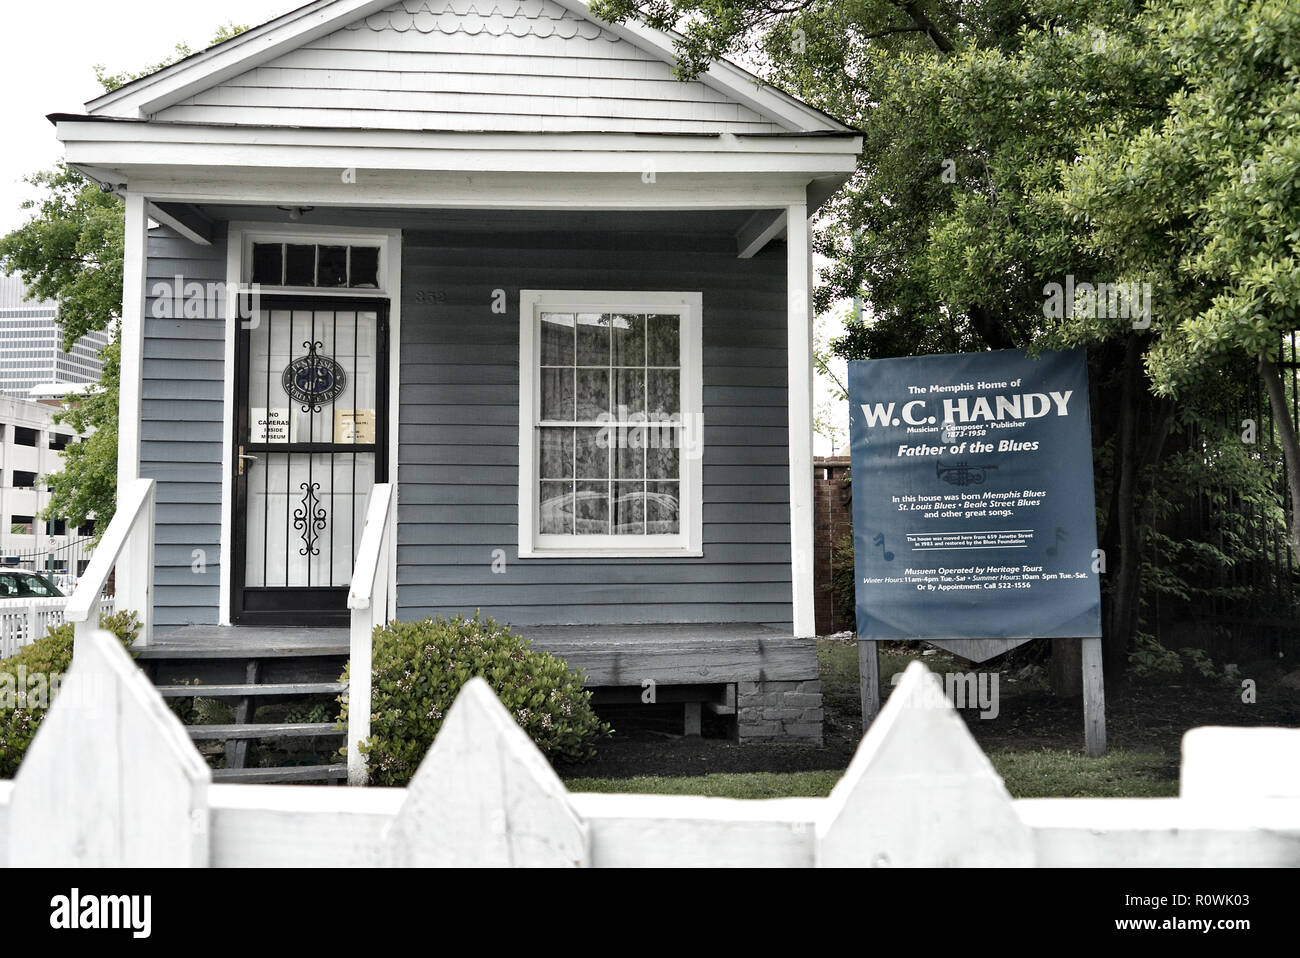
<box><xmin>338</xmin><ymin>611</ymin><xmax>610</xmax><ymax>786</ymax></box>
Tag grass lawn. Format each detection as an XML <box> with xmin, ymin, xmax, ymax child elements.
<box><xmin>566</xmin><ymin>749</ymin><xmax>1177</xmax><ymax>799</ymax></box>
<box><xmin>558</xmin><ymin>637</ymin><xmax>1295</xmax><ymax>800</ymax></box>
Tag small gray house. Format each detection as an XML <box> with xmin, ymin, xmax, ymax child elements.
<box><xmin>51</xmin><ymin>0</ymin><xmax>861</xmax><ymax>766</ymax></box>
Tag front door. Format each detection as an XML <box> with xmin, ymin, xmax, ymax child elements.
<box><xmin>232</xmin><ymin>296</ymin><xmax>388</xmax><ymax>624</ymax></box>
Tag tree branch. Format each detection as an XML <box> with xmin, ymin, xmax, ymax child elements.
<box><xmin>894</xmin><ymin>0</ymin><xmax>956</xmax><ymax>54</ymax></box>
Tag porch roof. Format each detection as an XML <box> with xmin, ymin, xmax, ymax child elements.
<box><xmin>48</xmin><ymin>0</ymin><xmax>862</xmax><ymax>231</ymax></box>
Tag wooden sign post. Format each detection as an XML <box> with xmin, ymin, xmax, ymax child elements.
<box><xmin>858</xmin><ymin>636</ymin><xmax>1107</xmax><ymax>756</ymax></box>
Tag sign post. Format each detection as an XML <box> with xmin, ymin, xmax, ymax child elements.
<box><xmin>848</xmin><ymin>347</ymin><xmax>1105</xmax><ymax>754</ymax></box>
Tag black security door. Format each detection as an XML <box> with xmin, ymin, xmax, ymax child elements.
<box><xmin>232</xmin><ymin>296</ymin><xmax>388</xmax><ymax>624</ymax></box>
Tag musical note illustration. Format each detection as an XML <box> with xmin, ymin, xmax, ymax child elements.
<box><xmin>1046</xmin><ymin>527</ymin><xmax>1066</xmax><ymax>556</ymax></box>
<box><xmin>872</xmin><ymin>533</ymin><xmax>895</xmax><ymax>561</ymax></box>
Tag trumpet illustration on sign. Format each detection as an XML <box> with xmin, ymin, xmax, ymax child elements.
<box><xmin>936</xmin><ymin>460</ymin><xmax>999</xmax><ymax>487</ymax></box>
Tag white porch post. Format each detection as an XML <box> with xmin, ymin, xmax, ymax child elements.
<box><xmin>116</xmin><ymin>193</ymin><xmax>150</xmax><ymax>635</ymax></box>
<box><xmin>786</xmin><ymin>202</ymin><xmax>815</xmax><ymax>638</ymax></box>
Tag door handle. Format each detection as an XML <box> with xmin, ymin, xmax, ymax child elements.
<box><xmin>238</xmin><ymin>446</ymin><xmax>258</xmax><ymax>476</ymax></box>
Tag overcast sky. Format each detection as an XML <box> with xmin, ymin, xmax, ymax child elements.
<box><xmin>0</xmin><ymin>1</ymin><xmax>297</xmax><ymax>234</ymax></box>
<box><xmin>0</xmin><ymin>0</ymin><xmax>850</xmax><ymax>453</ymax></box>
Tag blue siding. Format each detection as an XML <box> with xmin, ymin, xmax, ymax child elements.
<box><xmin>139</xmin><ymin>217</ymin><xmax>793</xmax><ymax>629</ymax></box>
<box><xmin>396</xmin><ymin>229</ymin><xmax>792</xmax><ymax>627</ymax></box>
<box><xmin>141</xmin><ymin>226</ymin><xmax>226</xmax><ymax>627</ymax></box>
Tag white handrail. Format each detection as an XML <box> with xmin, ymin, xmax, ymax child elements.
<box><xmin>66</xmin><ymin>477</ymin><xmax>155</xmax><ymax>649</ymax></box>
<box><xmin>346</xmin><ymin>483</ymin><xmax>394</xmax><ymax>786</ymax></box>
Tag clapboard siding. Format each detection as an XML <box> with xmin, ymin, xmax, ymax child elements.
<box><xmin>154</xmin><ymin>0</ymin><xmax>786</xmax><ymax>134</ymax></box>
<box><xmin>397</xmin><ymin>228</ymin><xmax>791</xmax><ymax>627</ymax></box>
<box><xmin>140</xmin><ymin>226</ymin><xmax>227</xmax><ymax>628</ymax></box>
<box><xmin>137</xmin><ymin>214</ymin><xmax>792</xmax><ymax>631</ymax></box>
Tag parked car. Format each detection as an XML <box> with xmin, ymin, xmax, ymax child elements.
<box><xmin>0</xmin><ymin>570</ymin><xmax>65</xmax><ymax>598</ymax></box>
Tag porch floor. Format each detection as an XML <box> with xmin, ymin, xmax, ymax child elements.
<box><xmin>141</xmin><ymin>622</ymin><xmax>815</xmax><ymax>686</ymax></box>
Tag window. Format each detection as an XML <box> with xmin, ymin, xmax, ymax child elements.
<box><xmin>10</xmin><ymin>515</ymin><xmax>33</xmax><ymax>536</ymax></box>
<box><xmin>50</xmin><ymin>519</ymin><xmax>66</xmax><ymax>536</ymax></box>
<box><xmin>49</xmin><ymin>433</ymin><xmax>70</xmax><ymax>451</ymax></box>
<box><xmin>13</xmin><ymin>427</ymin><xmax>36</xmax><ymax>447</ymax></box>
<box><xmin>519</xmin><ymin>291</ymin><xmax>702</xmax><ymax>557</ymax></box>
<box><xmin>12</xmin><ymin>471</ymin><xmax>36</xmax><ymax>489</ymax></box>
<box><xmin>250</xmin><ymin>242</ymin><xmax>381</xmax><ymax>289</ymax></box>
<box><xmin>77</xmin><ymin>519</ymin><xmax>95</xmax><ymax>537</ymax></box>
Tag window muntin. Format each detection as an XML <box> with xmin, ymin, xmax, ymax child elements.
<box><xmin>521</xmin><ymin>292</ymin><xmax>701</xmax><ymax>557</ymax></box>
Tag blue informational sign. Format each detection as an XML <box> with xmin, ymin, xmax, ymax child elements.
<box><xmin>848</xmin><ymin>347</ymin><xmax>1102</xmax><ymax>640</ymax></box>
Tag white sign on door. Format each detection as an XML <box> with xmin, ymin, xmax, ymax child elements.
<box><xmin>252</xmin><ymin>408</ymin><xmax>290</xmax><ymax>443</ymax></box>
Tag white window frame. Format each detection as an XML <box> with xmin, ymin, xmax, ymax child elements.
<box><xmin>518</xmin><ymin>289</ymin><xmax>703</xmax><ymax>558</ymax></box>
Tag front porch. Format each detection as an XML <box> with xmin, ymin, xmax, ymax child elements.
<box><xmin>137</xmin><ymin>620</ymin><xmax>823</xmax><ymax>771</ymax></box>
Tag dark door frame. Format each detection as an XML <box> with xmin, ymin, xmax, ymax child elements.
<box><xmin>230</xmin><ymin>294</ymin><xmax>389</xmax><ymax>626</ymax></box>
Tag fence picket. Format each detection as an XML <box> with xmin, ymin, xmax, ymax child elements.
<box><xmin>5</xmin><ymin>629</ymin><xmax>210</xmax><ymax>867</ymax></box>
<box><xmin>0</xmin><ymin>654</ymin><xmax>1297</xmax><ymax>867</ymax></box>
<box><xmin>384</xmin><ymin>677</ymin><xmax>589</xmax><ymax>867</ymax></box>
<box><xmin>816</xmin><ymin>661</ymin><xmax>1035</xmax><ymax>867</ymax></box>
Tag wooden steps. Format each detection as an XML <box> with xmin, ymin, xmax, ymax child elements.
<box><xmin>141</xmin><ymin>625</ymin><xmax>350</xmax><ymax>785</ymax></box>
<box><xmin>212</xmin><ymin>764</ymin><xmax>347</xmax><ymax>784</ymax></box>
<box><xmin>186</xmin><ymin>722</ymin><xmax>342</xmax><ymax>741</ymax></box>
<box><xmin>156</xmin><ymin>682</ymin><xmax>346</xmax><ymax>698</ymax></box>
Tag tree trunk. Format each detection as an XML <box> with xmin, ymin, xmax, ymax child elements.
<box><xmin>1104</xmin><ymin>336</ymin><xmax>1142</xmax><ymax>675</ymax></box>
<box><xmin>1050</xmin><ymin>637</ymin><xmax>1083</xmax><ymax>695</ymax></box>
<box><xmin>1101</xmin><ymin>337</ymin><xmax>1174</xmax><ymax>677</ymax></box>
<box><xmin>1260</xmin><ymin>355</ymin><xmax>1300</xmax><ymax>565</ymax></box>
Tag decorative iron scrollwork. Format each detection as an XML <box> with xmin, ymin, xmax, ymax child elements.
<box><xmin>936</xmin><ymin>460</ymin><xmax>999</xmax><ymax>486</ymax></box>
<box><xmin>293</xmin><ymin>481</ymin><xmax>328</xmax><ymax>556</ymax></box>
<box><xmin>282</xmin><ymin>340</ymin><xmax>347</xmax><ymax>413</ymax></box>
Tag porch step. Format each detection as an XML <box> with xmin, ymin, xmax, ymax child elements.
<box><xmin>186</xmin><ymin>722</ymin><xmax>342</xmax><ymax>741</ymax></box>
<box><xmin>213</xmin><ymin>764</ymin><xmax>348</xmax><ymax>784</ymax></box>
<box><xmin>156</xmin><ymin>682</ymin><xmax>346</xmax><ymax>698</ymax></box>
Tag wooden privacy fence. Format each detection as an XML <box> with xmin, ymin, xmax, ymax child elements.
<box><xmin>1</xmin><ymin>629</ymin><xmax>1298</xmax><ymax>867</ymax></box>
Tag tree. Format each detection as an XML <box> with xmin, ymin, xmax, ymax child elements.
<box><xmin>0</xmin><ymin>24</ymin><xmax>246</xmax><ymax>537</ymax></box>
<box><xmin>590</xmin><ymin>0</ymin><xmax>1290</xmax><ymax>672</ymax></box>
<box><xmin>0</xmin><ymin>167</ymin><xmax>124</xmax><ymax>536</ymax></box>
<box><xmin>1058</xmin><ymin>0</ymin><xmax>1300</xmax><ymax>562</ymax></box>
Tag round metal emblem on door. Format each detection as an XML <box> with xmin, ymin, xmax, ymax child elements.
<box><xmin>282</xmin><ymin>339</ymin><xmax>347</xmax><ymax>412</ymax></box>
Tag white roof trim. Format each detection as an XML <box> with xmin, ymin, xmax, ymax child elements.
<box><xmin>85</xmin><ymin>0</ymin><xmax>853</xmax><ymax>134</ymax></box>
<box><xmin>549</xmin><ymin>0</ymin><xmax>850</xmax><ymax>133</ymax></box>
<box><xmin>87</xmin><ymin>0</ymin><xmax>399</xmax><ymax>119</ymax></box>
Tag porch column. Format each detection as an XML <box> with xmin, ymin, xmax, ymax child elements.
<box><xmin>786</xmin><ymin>202</ymin><xmax>815</xmax><ymax>638</ymax></box>
<box><xmin>115</xmin><ymin>193</ymin><xmax>149</xmax><ymax>622</ymax></box>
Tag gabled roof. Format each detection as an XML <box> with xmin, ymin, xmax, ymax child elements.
<box><xmin>86</xmin><ymin>0</ymin><xmax>854</xmax><ymax>135</ymax></box>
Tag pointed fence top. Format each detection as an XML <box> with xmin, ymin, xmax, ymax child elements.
<box><xmin>7</xmin><ymin>629</ymin><xmax>210</xmax><ymax>867</ymax></box>
<box><xmin>384</xmin><ymin>677</ymin><xmax>588</xmax><ymax>867</ymax></box>
<box><xmin>816</xmin><ymin>661</ymin><xmax>1034</xmax><ymax>867</ymax></box>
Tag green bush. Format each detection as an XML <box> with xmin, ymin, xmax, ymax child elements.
<box><xmin>340</xmin><ymin>612</ymin><xmax>611</xmax><ymax>786</ymax></box>
<box><xmin>0</xmin><ymin>610</ymin><xmax>142</xmax><ymax>778</ymax></box>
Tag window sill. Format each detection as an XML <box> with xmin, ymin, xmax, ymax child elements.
<box><xmin>518</xmin><ymin>547</ymin><xmax>704</xmax><ymax>559</ymax></box>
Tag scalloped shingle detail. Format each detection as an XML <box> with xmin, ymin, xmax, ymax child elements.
<box><xmin>346</xmin><ymin>0</ymin><xmax>607</xmax><ymax>39</ymax></box>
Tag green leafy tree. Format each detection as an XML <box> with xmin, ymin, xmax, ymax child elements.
<box><xmin>1057</xmin><ymin>0</ymin><xmax>1300</xmax><ymax>562</ymax></box>
<box><xmin>591</xmin><ymin>0</ymin><xmax>1291</xmax><ymax>672</ymax></box>
<box><xmin>0</xmin><ymin>24</ymin><xmax>246</xmax><ymax>536</ymax></box>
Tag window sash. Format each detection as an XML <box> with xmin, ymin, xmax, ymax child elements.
<box><xmin>520</xmin><ymin>292</ymin><xmax>701</xmax><ymax>557</ymax></box>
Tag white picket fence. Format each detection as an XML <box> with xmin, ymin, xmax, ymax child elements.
<box><xmin>0</xmin><ymin>595</ymin><xmax>116</xmax><ymax>659</ymax></box>
<box><xmin>1</xmin><ymin>629</ymin><xmax>1297</xmax><ymax>867</ymax></box>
